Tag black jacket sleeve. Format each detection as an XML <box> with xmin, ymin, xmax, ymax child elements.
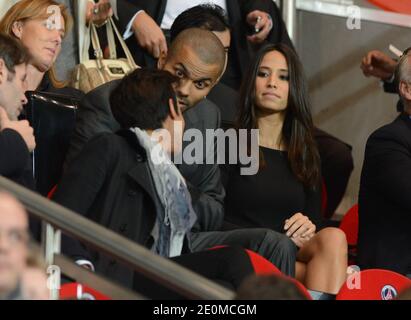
<box><xmin>0</xmin><ymin>129</ymin><xmax>30</xmax><ymax>177</ymax></box>
<box><xmin>53</xmin><ymin>134</ymin><xmax>113</xmax><ymax>263</ymax></box>
<box><xmin>116</xmin><ymin>0</ymin><xmax>144</xmax><ymax>33</ymax></box>
<box><xmin>364</xmin><ymin>125</ymin><xmax>411</xmax><ymax>212</ymax></box>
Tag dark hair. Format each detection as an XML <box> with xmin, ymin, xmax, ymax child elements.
<box><xmin>235</xmin><ymin>275</ymin><xmax>308</xmax><ymax>300</ymax></box>
<box><xmin>237</xmin><ymin>43</ymin><xmax>321</xmax><ymax>189</ymax></box>
<box><xmin>110</xmin><ymin>69</ymin><xmax>178</xmax><ymax>130</ymax></box>
<box><xmin>170</xmin><ymin>4</ymin><xmax>230</xmax><ymax>42</ymax></box>
<box><xmin>0</xmin><ymin>32</ymin><xmax>30</xmax><ymax>78</ymax></box>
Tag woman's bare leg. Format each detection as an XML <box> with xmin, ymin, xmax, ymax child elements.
<box><xmin>296</xmin><ymin>227</ymin><xmax>348</xmax><ymax>294</ymax></box>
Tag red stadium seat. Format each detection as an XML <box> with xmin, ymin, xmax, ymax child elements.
<box><xmin>60</xmin><ymin>283</ymin><xmax>110</xmax><ymax>300</ymax></box>
<box><xmin>337</xmin><ymin>269</ymin><xmax>411</xmax><ymax>300</ymax></box>
<box><xmin>208</xmin><ymin>245</ymin><xmax>312</xmax><ymax>299</ymax></box>
<box><xmin>47</xmin><ymin>185</ymin><xmax>58</xmax><ymax>199</ymax></box>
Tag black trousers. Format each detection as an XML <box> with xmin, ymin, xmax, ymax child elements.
<box><xmin>132</xmin><ymin>246</ymin><xmax>254</xmax><ymax>299</ymax></box>
<box><xmin>190</xmin><ymin>228</ymin><xmax>297</xmax><ymax>277</ymax></box>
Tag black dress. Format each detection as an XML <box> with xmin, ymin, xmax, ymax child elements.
<box><xmin>223</xmin><ymin>146</ymin><xmax>322</xmax><ymax>234</ymax></box>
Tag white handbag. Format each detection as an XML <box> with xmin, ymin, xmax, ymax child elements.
<box><xmin>71</xmin><ymin>16</ymin><xmax>139</xmax><ymax>93</ymax></box>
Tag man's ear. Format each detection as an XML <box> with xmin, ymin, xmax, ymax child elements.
<box><xmin>157</xmin><ymin>52</ymin><xmax>167</xmax><ymax>70</ymax></box>
<box><xmin>11</xmin><ymin>21</ymin><xmax>23</xmax><ymax>39</ymax></box>
<box><xmin>400</xmin><ymin>81</ymin><xmax>411</xmax><ymax>101</ymax></box>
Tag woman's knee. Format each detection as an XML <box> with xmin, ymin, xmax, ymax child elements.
<box><xmin>316</xmin><ymin>227</ymin><xmax>348</xmax><ymax>256</ymax></box>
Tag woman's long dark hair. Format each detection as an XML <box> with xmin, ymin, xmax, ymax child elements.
<box><xmin>236</xmin><ymin>43</ymin><xmax>321</xmax><ymax>190</ymax></box>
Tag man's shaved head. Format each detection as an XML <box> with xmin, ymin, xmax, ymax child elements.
<box><xmin>158</xmin><ymin>28</ymin><xmax>226</xmax><ymax>110</ymax></box>
<box><xmin>168</xmin><ymin>28</ymin><xmax>226</xmax><ymax>76</ymax></box>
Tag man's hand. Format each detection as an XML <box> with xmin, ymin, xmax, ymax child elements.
<box><xmin>284</xmin><ymin>212</ymin><xmax>316</xmax><ymax>248</ymax></box>
<box><xmin>86</xmin><ymin>0</ymin><xmax>113</xmax><ymax>26</ymax></box>
<box><xmin>246</xmin><ymin>10</ymin><xmax>272</xmax><ymax>44</ymax></box>
<box><xmin>361</xmin><ymin>50</ymin><xmax>397</xmax><ymax>81</ymax></box>
<box><xmin>132</xmin><ymin>11</ymin><xmax>167</xmax><ymax>59</ymax></box>
<box><xmin>0</xmin><ymin>107</ymin><xmax>36</xmax><ymax>152</ymax></box>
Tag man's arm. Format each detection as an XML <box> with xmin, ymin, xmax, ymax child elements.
<box><xmin>184</xmin><ymin>101</ymin><xmax>225</xmax><ymax>232</ymax></box>
<box><xmin>116</xmin><ymin>0</ymin><xmax>167</xmax><ymax>59</ymax></box>
<box><xmin>54</xmin><ymin>134</ymin><xmax>114</xmax><ymax>266</ymax></box>
<box><xmin>364</xmin><ymin>127</ymin><xmax>411</xmax><ymax>212</ymax></box>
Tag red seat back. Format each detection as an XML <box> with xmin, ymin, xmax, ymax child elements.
<box><xmin>337</xmin><ymin>269</ymin><xmax>411</xmax><ymax>300</ymax></box>
<box><xmin>60</xmin><ymin>283</ymin><xmax>110</xmax><ymax>300</ymax></box>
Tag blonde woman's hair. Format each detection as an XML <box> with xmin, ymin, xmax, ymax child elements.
<box><xmin>0</xmin><ymin>0</ymin><xmax>73</xmax><ymax>88</ymax></box>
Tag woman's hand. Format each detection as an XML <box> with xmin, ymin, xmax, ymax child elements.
<box><xmin>284</xmin><ymin>212</ymin><xmax>316</xmax><ymax>248</ymax></box>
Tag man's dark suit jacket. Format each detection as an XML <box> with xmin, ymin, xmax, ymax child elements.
<box><xmin>65</xmin><ymin>79</ymin><xmax>225</xmax><ymax>233</ymax></box>
<box><xmin>116</xmin><ymin>0</ymin><xmax>293</xmax><ymax>80</ymax></box>
<box><xmin>358</xmin><ymin>112</ymin><xmax>411</xmax><ymax>276</ymax></box>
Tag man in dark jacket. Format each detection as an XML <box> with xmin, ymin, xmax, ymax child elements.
<box><xmin>0</xmin><ymin>33</ymin><xmax>35</xmax><ymax>190</ymax></box>
<box><xmin>358</xmin><ymin>51</ymin><xmax>411</xmax><ymax>277</ymax></box>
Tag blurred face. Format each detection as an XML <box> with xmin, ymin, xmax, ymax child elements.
<box><xmin>12</xmin><ymin>13</ymin><xmax>65</xmax><ymax>72</ymax></box>
<box><xmin>0</xmin><ymin>62</ymin><xmax>28</xmax><ymax>120</ymax></box>
<box><xmin>159</xmin><ymin>45</ymin><xmax>221</xmax><ymax>111</ymax></box>
<box><xmin>254</xmin><ymin>50</ymin><xmax>289</xmax><ymax>114</ymax></box>
<box><xmin>0</xmin><ymin>193</ymin><xmax>29</xmax><ymax>298</ymax></box>
<box><xmin>21</xmin><ymin>268</ymin><xmax>49</xmax><ymax>300</ymax></box>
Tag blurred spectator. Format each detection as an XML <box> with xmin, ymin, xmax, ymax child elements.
<box><xmin>358</xmin><ymin>50</ymin><xmax>411</xmax><ymax>277</ymax></box>
<box><xmin>235</xmin><ymin>274</ymin><xmax>308</xmax><ymax>300</ymax></box>
<box><xmin>0</xmin><ymin>191</ymin><xmax>29</xmax><ymax>300</ymax></box>
<box><xmin>0</xmin><ymin>33</ymin><xmax>35</xmax><ymax>190</ymax></box>
<box><xmin>21</xmin><ymin>244</ymin><xmax>49</xmax><ymax>300</ymax></box>
<box><xmin>115</xmin><ymin>0</ymin><xmax>293</xmax><ymax>89</ymax></box>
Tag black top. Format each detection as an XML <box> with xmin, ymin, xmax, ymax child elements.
<box><xmin>223</xmin><ymin>146</ymin><xmax>321</xmax><ymax>233</ymax></box>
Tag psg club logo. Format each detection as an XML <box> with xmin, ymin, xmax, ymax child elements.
<box><xmin>381</xmin><ymin>285</ymin><xmax>397</xmax><ymax>300</ymax></box>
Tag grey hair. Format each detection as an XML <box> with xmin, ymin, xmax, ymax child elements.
<box><xmin>395</xmin><ymin>52</ymin><xmax>411</xmax><ymax>106</ymax></box>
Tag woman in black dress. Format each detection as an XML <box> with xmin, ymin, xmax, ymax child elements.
<box><xmin>223</xmin><ymin>43</ymin><xmax>348</xmax><ymax>296</ymax></box>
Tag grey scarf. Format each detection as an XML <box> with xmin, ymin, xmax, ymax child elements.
<box><xmin>131</xmin><ymin>128</ymin><xmax>197</xmax><ymax>257</ymax></box>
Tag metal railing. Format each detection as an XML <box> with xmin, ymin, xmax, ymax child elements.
<box><xmin>0</xmin><ymin>176</ymin><xmax>235</xmax><ymax>300</ymax></box>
